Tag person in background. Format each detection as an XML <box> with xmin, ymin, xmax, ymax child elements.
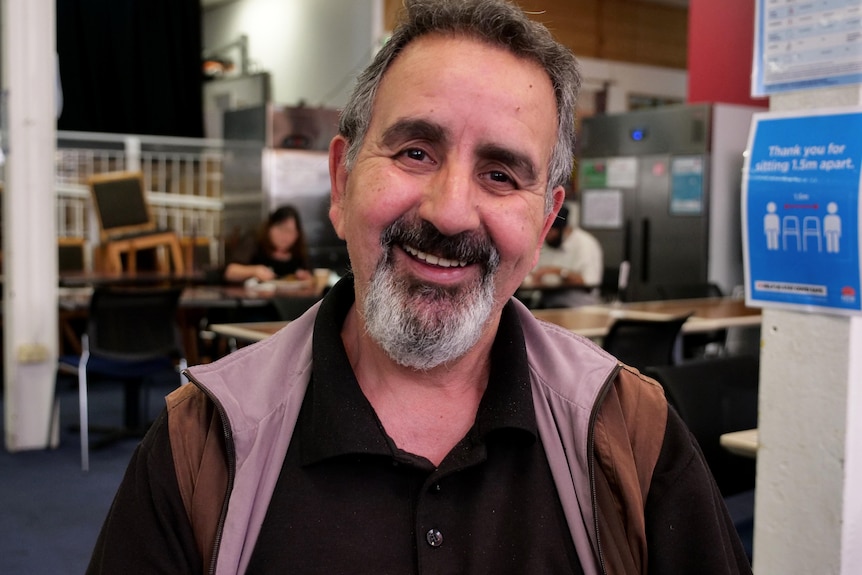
<box><xmin>86</xmin><ymin>1</ymin><xmax>752</xmax><ymax>574</ymax></box>
<box><xmin>531</xmin><ymin>201</ymin><xmax>603</xmax><ymax>308</ymax></box>
<box><xmin>223</xmin><ymin>204</ymin><xmax>311</xmax><ymax>283</ymax></box>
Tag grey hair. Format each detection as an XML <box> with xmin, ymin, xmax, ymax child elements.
<box><xmin>338</xmin><ymin>0</ymin><xmax>581</xmax><ymax>213</ymax></box>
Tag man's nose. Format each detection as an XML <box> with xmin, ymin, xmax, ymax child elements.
<box><xmin>418</xmin><ymin>165</ymin><xmax>481</xmax><ymax>236</ymax></box>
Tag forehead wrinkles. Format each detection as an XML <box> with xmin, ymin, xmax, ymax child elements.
<box><xmin>381</xmin><ymin>118</ymin><xmax>448</xmax><ymax>149</ymax></box>
<box><xmin>369</xmin><ymin>36</ymin><xmax>553</xmax><ymax>178</ymax></box>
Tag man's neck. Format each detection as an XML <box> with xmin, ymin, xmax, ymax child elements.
<box><xmin>340</xmin><ymin>306</ymin><xmax>494</xmax><ymax>466</ymax></box>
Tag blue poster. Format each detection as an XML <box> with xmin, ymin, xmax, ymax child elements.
<box><xmin>743</xmin><ymin>107</ymin><xmax>862</xmax><ymax>314</ymax></box>
<box><xmin>670</xmin><ymin>156</ymin><xmax>704</xmax><ymax>215</ymax></box>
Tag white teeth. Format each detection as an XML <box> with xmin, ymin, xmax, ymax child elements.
<box><xmin>404</xmin><ymin>245</ymin><xmax>467</xmax><ymax>268</ymax></box>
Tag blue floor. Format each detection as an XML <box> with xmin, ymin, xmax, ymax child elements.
<box><xmin>724</xmin><ymin>488</ymin><xmax>755</xmax><ymax>562</ymax></box>
<box><xmin>0</xmin><ymin>375</ymin><xmax>178</xmax><ymax>575</ymax></box>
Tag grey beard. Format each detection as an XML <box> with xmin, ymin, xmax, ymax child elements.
<box><xmin>362</xmin><ymin>244</ymin><xmax>500</xmax><ymax>371</ymax></box>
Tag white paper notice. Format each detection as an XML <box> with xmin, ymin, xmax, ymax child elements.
<box><xmin>582</xmin><ymin>189</ymin><xmax>624</xmax><ymax>229</ymax></box>
<box><xmin>606</xmin><ymin>157</ymin><xmax>638</xmax><ymax>188</ymax></box>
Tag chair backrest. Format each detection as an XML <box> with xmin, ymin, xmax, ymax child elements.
<box><xmin>600</xmin><ymin>262</ymin><xmax>631</xmax><ymax>302</ymax></box>
<box><xmin>599</xmin><ymin>266</ymin><xmax>621</xmax><ymax>302</ymax></box>
<box><xmin>87</xmin><ymin>286</ymin><xmax>184</xmax><ymax>361</ymax></box>
<box><xmin>657</xmin><ymin>282</ymin><xmax>724</xmax><ymax>300</ymax></box>
<box><xmin>602</xmin><ymin>314</ymin><xmax>691</xmax><ymax>370</ymax></box>
<box><xmin>644</xmin><ymin>355</ymin><xmax>760</xmax><ymax>496</ymax></box>
<box><xmin>88</xmin><ymin>171</ymin><xmax>156</xmax><ymax>242</ymax></box>
<box><xmin>58</xmin><ymin>237</ymin><xmax>87</xmax><ymax>272</ymax></box>
<box><xmin>655</xmin><ymin>283</ymin><xmax>728</xmax><ymax>359</ymax></box>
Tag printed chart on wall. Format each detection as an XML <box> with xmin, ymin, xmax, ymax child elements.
<box><xmin>752</xmin><ymin>0</ymin><xmax>862</xmax><ymax>96</ymax></box>
<box><xmin>743</xmin><ymin>107</ymin><xmax>862</xmax><ymax>314</ymax></box>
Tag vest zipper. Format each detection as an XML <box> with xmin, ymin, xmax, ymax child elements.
<box><xmin>587</xmin><ymin>363</ymin><xmax>620</xmax><ymax>575</ymax></box>
<box><xmin>183</xmin><ymin>370</ymin><xmax>237</xmax><ymax>575</ymax></box>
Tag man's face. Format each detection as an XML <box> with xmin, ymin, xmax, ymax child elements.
<box><xmin>329</xmin><ymin>33</ymin><xmax>563</xmax><ymax>368</ymax></box>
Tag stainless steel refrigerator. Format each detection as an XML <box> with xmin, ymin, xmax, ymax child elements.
<box><xmin>577</xmin><ymin>103</ymin><xmax>762</xmax><ymax>301</ymax></box>
<box><xmin>222</xmin><ymin>103</ymin><xmax>350</xmax><ymax>274</ymax></box>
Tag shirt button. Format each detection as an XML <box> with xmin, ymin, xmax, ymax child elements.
<box><xmin>425</xmin><ymin>528</ymin><xmax>444</xmax><ymax>547</ymax></box>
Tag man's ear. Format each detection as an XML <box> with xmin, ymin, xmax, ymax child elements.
<box><xmin>532</xmin><ymin>186</ymin><xmax>566</xmax><ymax>266</ymax></box>
<box><xmin>540</xmin><ymin>187</ymin><xmax>567</xmax><ymax>241</ymax></box>
<box><xmin>328</xmin><ymin>135</ymin><xmax>349</xmax><ymax>239</ymax></box>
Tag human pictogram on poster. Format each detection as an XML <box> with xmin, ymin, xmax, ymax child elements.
<box><xmin>743</xmin><ymin>108</ymin><xmax>862</xmax><ymax>314</ymax></box>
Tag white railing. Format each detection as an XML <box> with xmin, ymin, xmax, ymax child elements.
<box><xmin>0</xmin><ymin>130</ymin><xmax>264</xmax><ymax>270</ymax></box>
<box><xmin>56</xmin><ymin>131</ymin><xmax>227</xmax><ymax>244</ymax></box>
<box><xmin>55</xmin><ymin>131</ymin><xmax>248</xmax><ymax>268</ymax></box>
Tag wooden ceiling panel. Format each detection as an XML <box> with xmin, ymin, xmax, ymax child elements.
<box><xmin>382</xmin><ymin>0</ymin><xmax>687</xmax><ymax>70</ymax></box>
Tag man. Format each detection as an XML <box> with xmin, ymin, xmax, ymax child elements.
<box><xmin>87</xmin><ymin>1</ymin><xmax>752</xmax><ymax>574</ymax></box>
<box><xmin>531</xmin><ymin>202</ymin><xmax>604</xmax><ymax>308</ymax></box>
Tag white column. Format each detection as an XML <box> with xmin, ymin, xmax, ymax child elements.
<box><xmin>843</xmin><ymin>319</ymin><xmax>862</xmax><ymax>571</ymax></box>
<box><xmin>752</xmin><ymin>85</ymin><xmax>862</xmax><ymax>574</ymax></box>
<box><xmin>2</xmin><ymin>0</ymin><xmax>59</xmax><ymax>450</ymax></box>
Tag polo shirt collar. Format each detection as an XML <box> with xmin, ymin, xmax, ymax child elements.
<box><xmin>301</xmin><ymin>276</ymin><xmax>536</xmax><ymax>466</ymax></box>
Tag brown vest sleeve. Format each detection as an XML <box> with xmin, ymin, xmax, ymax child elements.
<box><xmin>166</xmin><ymin>384</ymin><xmax>230</xmax><ymax>572</ymax></box>
<box><xmin>592</xmin><ymin>366</ymin><xmax>668</xmax><ymax>575</ymax></box>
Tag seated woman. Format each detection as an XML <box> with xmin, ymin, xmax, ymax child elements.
<box><xmin>224</xmin><ymin>205</ymin><xmax>311</xmax><ymax>283</ymax></box>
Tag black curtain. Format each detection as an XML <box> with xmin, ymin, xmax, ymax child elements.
<box><xmin>57</xmin><ymin>0</ymin><xmax>203</xmax><ymax>138</ymax></box>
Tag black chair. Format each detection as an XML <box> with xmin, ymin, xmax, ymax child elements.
<box><xmin>88</xmin><ymin>171</ymin><xmax>185</xmax><ymax>273</ymax></box>
<box><xmin>601</xmin><ymin>314</ymin><xmax>691</xmax><ymax>371</ymax></box>
<box><xmin>643</xmin><ymin>355</ymin><xmax>760</xmax><ymax>497</ymax></box>
<box><xmin>657</xmin><ymin>282</ymin><xmax>724</xmax><ymax>300</ymax></box>
<box><xmin>599</xmin><ymin>261</ymin><xmax>630</xmax><ymax>303</ymax></box>
<box><xmin>58</xmin><ymin>285</ymin><xmax>186</xmax><ymax>470</ymax></box>
<box><xmin>599</xmin><ymin>266</ymin><xmax>622</xmax><ymax>303</ymax></box>
<box><xmin>656</xmin><ymin>282</ymin><xmax>728</xmax><ymax>359</ymax></box>
<box><xmin>58</xmin><ymin>238</ymin><xmax>87</xmax><ymax>272</ymax></box>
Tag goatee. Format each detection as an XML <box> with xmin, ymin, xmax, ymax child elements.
<box><xmin>362</xmin><ymin>218</ymin><xmax>500</xmax><ymax>370</ymax></box>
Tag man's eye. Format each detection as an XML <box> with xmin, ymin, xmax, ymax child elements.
<box><xmin>402</xmin><ymin>148</ymin><xmax>427</xmax><ymax>161</ymax></box>
<box><xmin>488</xmin><ymin>170</ymin><xmax>513</xmax><ymax>184</ymax></box>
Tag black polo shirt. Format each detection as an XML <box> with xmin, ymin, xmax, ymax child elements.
<box><xmin>246</xmin><ymin>280</ymin><xmax>583</xmax><ymax>574</ymax></box>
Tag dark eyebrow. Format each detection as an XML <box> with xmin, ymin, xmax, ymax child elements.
<box><xmin>476</xmin><ymin>143</ymin><xmax>539</xmax><ymax>185</ymax></box>
<box><xmin>381</xmin><ymin>118</ymin><xmax>449</xmax><ymax>149</ymax></box>
<box><xmin>381</xmin><ymin>118</ymin><xmax>540</xmax><ymax>185</ymax></box>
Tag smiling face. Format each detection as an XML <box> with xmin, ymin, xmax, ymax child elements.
<box><xmin>329</xmin><ymin>33</ymin><xmax>564</xmax><ymax>369</ymax></box>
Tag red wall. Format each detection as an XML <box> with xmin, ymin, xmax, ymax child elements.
<box><xmin>687</xmin><ymin>0</ymin><xmax>768</xmax><ymax>107</ymax></box>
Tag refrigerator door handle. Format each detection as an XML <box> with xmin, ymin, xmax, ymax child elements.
<box><xmin>618</xmin><ymin>261</ymin><xmax>630</xmax><ymax>292</ymax></box>
<box><xmin>641</xmin><ymin>218</ymin><xmax>650</xmax><ymax>283</ymax></box>
<box><xmin>623</xmin><ymin>219</ymin><xmax>632</xmax><ymax>263</ymax></box>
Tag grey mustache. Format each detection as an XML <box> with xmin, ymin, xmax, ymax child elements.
<box><xmin>381</xmin><ymin>218</ymin><xmax>499</xmax><ymax>271</ymax></box>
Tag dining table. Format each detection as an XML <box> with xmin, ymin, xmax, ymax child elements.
<box><xmin>208</xmin><ymin>320</ymin><xmax>290</xmax><ymax>343</ymax></box>
<box><xmin>533</xmin><ymin>296</ymin><xmax>761</xmax><ymax>339</ymax></box>
<box><xmin>58</xmin><ymin>269</ymin><xmax>208</xmax><ymax>287</ymax></box>
<box><xmin>719</xmin><ymin>428</ymin><xmax>759</xmax><ymax>458</ymax></box>
<box><xmin>57</xmin><ymin>278</ymin><xmax>326</xmax><ymax>363</ymax></box>
<box><xmin>209</xmin><ymin>295</ymin><xmax>762</xmax><ymax>345</ymax></box>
